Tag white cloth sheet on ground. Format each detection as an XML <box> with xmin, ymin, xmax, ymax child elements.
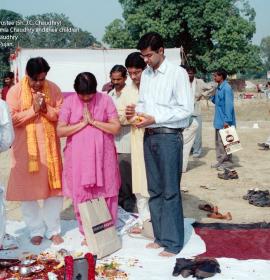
<box><xmin>1</xmin><ymin>218</ymin><xmax>270</xmax><ymax>280</ymax></box>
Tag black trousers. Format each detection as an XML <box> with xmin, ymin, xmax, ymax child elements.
<box><xmin>117</xmin><ymin>153</ymin><xmax>137</xmax><ymax>213</ymax></box>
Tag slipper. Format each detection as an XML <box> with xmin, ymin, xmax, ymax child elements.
<box><xmin>248</xmin><ymin>192</ymin><xmax>269</xmax><ymax>204</ymax></box>
<box><xmin>198</xmin><ymin>203</ymin><xmax>218</xmax><ymax>213</ymax></box>
<box><xmin>207</xmin><ymin>212</ymin><xmax>232</xmax><ymax>220</ymax></box>
<box><xmin>251</xmin><ymin>196</ymin><xmax>270</xmax><ymax>207</ymax></box>
<box><xmin>218</xmin><ymin>170</ymin><xmax>238</xmax><ymax>180</ymax></box>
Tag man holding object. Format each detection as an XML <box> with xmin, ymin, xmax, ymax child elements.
<box><xmin>126</xmin><ymin>32</ymin><xmax>192</xmax><ymax>256</ymax></box>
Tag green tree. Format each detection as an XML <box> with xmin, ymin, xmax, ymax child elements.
<box><xmin>261</xmin><ymin>36</ymin><xmax>270</xmax><ymax>70</ymax></box>
<box><xmin>103</xmin><ymin>0</ymin><xmax>261</xmax><ymax>74</ymax></box>
<box><xmin>0</xmin><ymin>10</ymin><xmax>29</xmax><ymax>74</ymax></box>
<box><xmin>23</xmin><ymin>13</ymin><xmax>99</xmax><ymax>48</ymax></box>
<box><xmin>0</xmin><ymin>10</ymin><xmax>100</xmax><ymax>76</ymax></box>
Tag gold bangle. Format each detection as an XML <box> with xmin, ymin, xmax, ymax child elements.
<box><xmin>92</xmin><ymin>120</ymin><xmax>97</xmax><ymax>127</ymax></box>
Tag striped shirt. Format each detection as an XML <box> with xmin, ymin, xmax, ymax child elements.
<box><xmin>136</xmin><ymin>58</ymin><xmax>193</xmax><ymax>128</ymax></box>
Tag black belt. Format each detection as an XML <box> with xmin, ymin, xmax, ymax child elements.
<box><xmin>145</xmin><ymin>127</ymin><xmax>184</xmax><ymax>135</ymax></box>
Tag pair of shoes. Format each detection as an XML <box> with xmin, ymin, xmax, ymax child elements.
<box><xmin>172</xmin><ymin>257</ymin><xmax>221</xmax><ymax>278</ymax></box>
<box><xmin>243</xmin><ymin>188</ymin><xmax>270</xmax><ymax>207</ymax></box>
<box><xmin>218</xmin><ymin>169</ymin><xmax>238</xmax><ymax>180</ymax></box>
<box><xmin>257</xmin><ymin>143</ymin><xmax>270</xmax><ymax>150</ymax></box>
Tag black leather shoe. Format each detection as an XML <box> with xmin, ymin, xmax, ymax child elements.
<box><xmin>172</xmin><ymin>258</ymin><xmax>194</xmax><ymax>277</ymax></box>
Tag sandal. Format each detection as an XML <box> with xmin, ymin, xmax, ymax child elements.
<box><xmin>198</xmin><ymin>203</ymin><xmax>218</xmax><ymax>213</ymax></box>
<box><xmin>218</xmin><ymin>170</ymin><xmax>238</xmax><ymax>180</ymax></box>
<box><xmin>207</xmin><ymin>212</ymin><xmax>232</xmax><ymax>220</ymax></box>
<box><xmin>251</xmin><ymin>196</ymin><xmax>270</xmax><ymax>207</ymax></box>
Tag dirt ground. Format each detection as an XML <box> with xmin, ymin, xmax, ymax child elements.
<box><xmin>1</xmin><ymin>97</ymin><xmax>270</xmax><ymax>224</ymax></box>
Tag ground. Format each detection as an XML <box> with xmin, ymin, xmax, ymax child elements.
<box><xmin>1</xmin><ymin>96</ymin><xmax>270</xmax><ymax>224</ymax></box>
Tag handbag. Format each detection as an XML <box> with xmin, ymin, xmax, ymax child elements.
<box><xmin>78</xmin><ymin>197</ymin><xmax>122</xmax><ymax>259</ymax></box>
<box><xmin>219</xmin><ymin>126</ymin><xmax>242</xmax><ymax>154</ymax></box>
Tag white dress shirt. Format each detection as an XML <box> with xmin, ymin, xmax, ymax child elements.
<box><xmin>0</xmin><ymin>100</ymin><xmax>14</xmax><ymax>152</ymax></box>
<box><xmin>136</xmin><ymin>58</ymin><xmax>193</xmax><ymax>128</ymax></box>
<box><xmin>108</xmin><ymin>86</ymin><xmax>131</xmax><ymax>153</ymax></box>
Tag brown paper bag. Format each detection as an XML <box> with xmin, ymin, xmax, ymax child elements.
<box><xmin>78</xmin><ymin>198</ymin><xmax>122</xmax><ymax>259</ymax></box>
<box><xmin>219</xmin><ymin>126</ymin><xmax>242</xmax><ymax>154</ymax></box>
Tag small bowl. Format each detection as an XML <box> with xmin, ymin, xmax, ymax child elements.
<box><xmin>19</xmin><ymin>266</ymin><xmax>33</xmax><ymax>277</ymax></box>
<box><xmin>9</xmin><ymin>265</ymin><xmax>20</xmax><ymax>273</ymax></box>
<box><xmin>20</xmin><ymin>259</ymin><xmax>36</xmax><ymax>266</ymax></box>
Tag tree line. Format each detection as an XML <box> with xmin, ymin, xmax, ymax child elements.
<box><xmin>1</xmin><ymin>1</ymin><xmax>270</xmax><ymax>80</ymax></box>
<box><xmin>103</xmin><ymin>0</ymin><xmax>269</xmax><ymax>79</ymax></box>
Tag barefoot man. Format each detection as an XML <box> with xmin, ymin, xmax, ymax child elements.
<box><xmin>126</xmin><ymin>32</ymin><xmax>192</xmax><ymax>257</ymax></box>
<box><xmin>6</xmin><ymin>57</ymin><xmax>64</xmax><ymax>245</ymax></box>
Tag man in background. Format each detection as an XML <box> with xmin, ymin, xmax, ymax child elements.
<box><xmin>211</xmin><ymin>68</ymin><xmax>236</xmax><ymax>170</ymax></box>
<box><xmin>185</xmin><ymin>66</ymin><xmax>215</xmax><ymax>158</ymax></box>
<box><xmin>1</xmin><ymin>72</ymin><xmax>14</xmax><ymax>101</ymax></box>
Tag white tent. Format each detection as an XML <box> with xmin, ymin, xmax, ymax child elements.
<box><xmin>11</xmin><ymin>48</ymin><xmax>182</xmax><ymax>92</ymax></box>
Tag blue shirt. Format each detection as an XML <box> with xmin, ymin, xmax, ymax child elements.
<box><xmin>211</xmin><ymin>80</ymin><xmax>236</xmax><ymax>129</ymax></box>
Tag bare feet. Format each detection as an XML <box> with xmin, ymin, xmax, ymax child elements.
<box><xmin>158</xmin><ymin>250</ymin><xmax>177</xmax><ymax>257</ymax></box>
<box><xmin>50</xmin><ymin>234</ymin><xmax>64</xmax><ymax>245</ymax></box>
<box><xmin>81</xmin><ymin>238</ymin><xmax>87</xmax><ymax>246</ymax></box>
<box><xmin>146</xmin><ymin>242</ymin><xmax>161</xmax><ymax>249</ymax></box>
<box><xmin>30</xmin><ymin>236</ymin><xmax>43</xmax><ymax>245</ymax></box>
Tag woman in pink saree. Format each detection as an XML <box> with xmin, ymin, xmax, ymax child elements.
<box><xmin>57</xmin><ymin>72</ymin><xmax>121</xmax><ymax>236</ymax></box>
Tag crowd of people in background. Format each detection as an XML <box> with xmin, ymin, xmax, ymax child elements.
<box><xmin>0</xmin><ymin>32</ymin><xmax>240</xmax><ymax>257</ymax></box>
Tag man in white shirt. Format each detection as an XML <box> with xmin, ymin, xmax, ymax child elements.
<box><xmin>185</xmin><ymin>66</ymin><xmax>215</xmax><ymax>158</ymax></box>
<box><xmin>126</xmin><ymin>32</ymin><xmax>192</xmax><ymax>256</ymax></box>
<box><xmin>108</xmin><ymin>65</ymin><xmax>137</xmax><ymax>213</ymax></box>
<box><xmin>0</xmin><ymin>99</ymin><xmax>14</xmax><ymax>249</ymax></box>
<box><xmin>0</xmin><ymin>99</ymin><xmax>14</xmax><ymax>152</ymax></box>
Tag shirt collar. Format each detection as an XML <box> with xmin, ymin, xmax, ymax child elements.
<box><xmin>110</xmin><ymin>85</ymin><xmax>126</xmax><ymax>97</ymax></box>
<box><xmin>146</xmin><ymin>57</ymin><xmax>168</xmax><ymax>75</ymax></box>
<box><xmin>218</xmin><ymin>80</ymin><xmax>227</xmax><ymax>90</ymax></box>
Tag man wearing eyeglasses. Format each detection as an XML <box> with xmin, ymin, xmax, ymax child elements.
<box><xmin>126</xmin><ymin>32</ymin><xmax>192</xmax><ymax>257</ymax></box>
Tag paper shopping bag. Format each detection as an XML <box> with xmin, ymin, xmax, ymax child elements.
<box><xmin>219</xmin><ymin>126</ymin><xmax>242</xmax><ymax>154</ymax></box>
<box><xmin>78</xmin><ymin>198</ymin><xmax>122</xmax><ymax>259</ymax></box>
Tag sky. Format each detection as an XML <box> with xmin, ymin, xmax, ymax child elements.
<box><xmin>1</xmin><ymin>0</ymin><xmax>269</xmax><ymax>45</ymax></box>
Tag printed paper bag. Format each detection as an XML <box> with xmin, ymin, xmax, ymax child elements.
<box><xmin>219</xmin><ymin>126</ymin><xmax>242</xmax><ymax>154</ymax></box>
<box><xmin>78</xmin><ymin>198</ymin><xmax>122</xmax><ymax>259</ymax></box>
